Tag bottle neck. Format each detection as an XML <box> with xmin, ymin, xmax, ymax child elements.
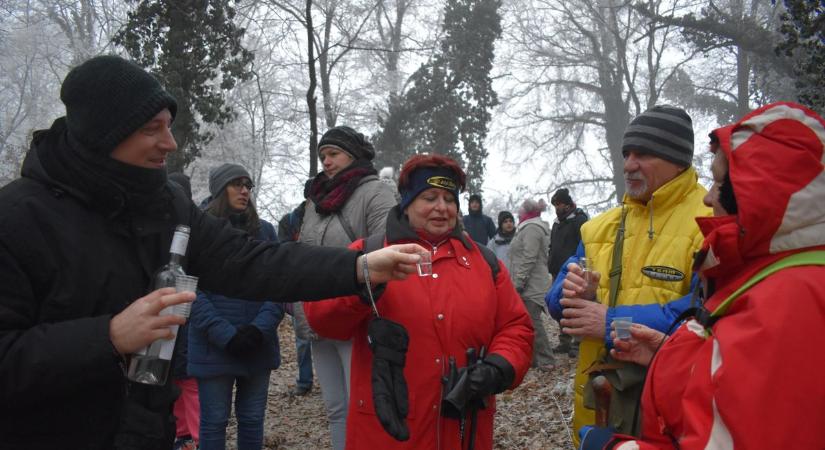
<box><xmin>169</xmin><ymin>253</ymin><xmax>184</xmax><ymax>265</ymax></box>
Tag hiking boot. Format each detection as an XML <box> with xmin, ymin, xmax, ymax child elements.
<box><xmin>290</xmin><ymin>384</ymin><xmax>312</xmax><ymax>396</ymax></box>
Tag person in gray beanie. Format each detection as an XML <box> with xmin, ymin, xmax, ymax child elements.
<box><xmin>209</xmin><ymin>163</ymin><xmax>252</xmax><ymax>198</ymax></box>
<box><xmin>544</xmin><ymin>104</ymin><xmax>711</xmax><ymax>440</ymax></box>
<box><xmin>0</xmin><ymin>54</ymin><xmax>424</xmax><ymax>450</ymax></box>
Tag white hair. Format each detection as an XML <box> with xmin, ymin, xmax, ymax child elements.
<box><xmin>379</xmin><ymin>166</ymin><xmax>394</xmax><ymax>179</ymax></box>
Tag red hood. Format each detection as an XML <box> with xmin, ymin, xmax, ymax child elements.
<box><xmin>696</xmin><ymin>102</ymin><xmax>825</xmax><ymax>281</ymax></box>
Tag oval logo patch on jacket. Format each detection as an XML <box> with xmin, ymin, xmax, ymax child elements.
<box><xmin>641</xmin><ymin>266</ymin><xmax>685</xmax><ymax>282</ymax></box>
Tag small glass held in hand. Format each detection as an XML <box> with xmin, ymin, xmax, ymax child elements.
<box><xmin>612</xmin><ymin>317</ymin><xmax>633</xmax><ymax>341</ymax></box>
<box><xmin>417</xmin><ymin>250</ymin><xmax>433</xmax><ymax>277</ymax></box>
<box><xmin>577</xmin><ymin>257</ymin><xmax>592</xmax><ymax>287</ymax></box>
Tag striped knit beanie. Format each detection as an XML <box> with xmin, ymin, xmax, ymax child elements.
<box><xmin>622</xmin><ymin>105</ymin><xmax>694</xmax><ymax>167</ymax></box>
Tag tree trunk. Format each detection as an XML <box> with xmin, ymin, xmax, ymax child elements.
<box><xmin>306</xmin><ymin>0</ymin><xmax>319</xmax><ymax>177</ymax></box>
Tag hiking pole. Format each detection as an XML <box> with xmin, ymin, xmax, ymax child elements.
<box><xmin>459</xmin><ymin>347</ymin><xmax>476</xmax><ymax>448</ymax></box>
<box><xmin>592</xmin><ymin>374</ymin><xmax>612</xmax><ymax>427</ymax></box>
<box><xmin>467</xmin><ymin>346</ymin><xmax>486</xmax><ymax>450</ymax></box>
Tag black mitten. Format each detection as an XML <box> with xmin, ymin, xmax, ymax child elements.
<box><xmin>225</xmin><ymin>325</ymin><xmax>264</xmax><ymax>358</ymax></box>
<box><xmin>367</xmin><ymin>317</ymin><xmax>410</xmax><ymax>441</ymax></box>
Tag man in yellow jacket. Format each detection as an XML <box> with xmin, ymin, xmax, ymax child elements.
<box><xmin>545</xmin><ymin>105</ymin><xmax>711</xmax><ymax>444</ymax></box>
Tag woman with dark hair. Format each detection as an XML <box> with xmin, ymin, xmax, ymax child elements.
<box><xmin>187</xmin><ymin>163</ymin><xmax>285</xmax><ymax>450</ymax></box>
<box><xmin>297</xmin><ymin>126</ymin><xmax>397</xmax><ymax>450</ymax></box>
<box><xmin>305</xmin><ymin>153</ymin><xmax>534</xmax><ymax>449</ymax></box>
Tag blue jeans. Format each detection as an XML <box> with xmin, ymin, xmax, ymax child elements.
<box><xmin>197</xmin><ymin>373</ymin><xmax>271</xmax><ymax>450</ymax></box>
<box><xmin>295</xmin><ymin>321</ymin><xmax>313</xmax><ymax>389</ymax></box>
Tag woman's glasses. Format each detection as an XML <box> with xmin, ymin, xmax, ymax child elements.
<box><xmin>229</xmin><ymin>179</ymin><xmax>254</xmax><ymax>191</ymax></box>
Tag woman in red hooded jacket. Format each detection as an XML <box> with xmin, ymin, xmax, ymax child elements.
<box><xmin>580</xmin><ymin>102</ymin><xmax>825</xmax><ymax>450</ymax></box>
<box><xmin>305</xmin><ymin>154</ymin><xmax>533</xmax><ymax>450</ymax></box>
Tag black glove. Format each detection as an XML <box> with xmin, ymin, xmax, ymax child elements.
<box><xmin>468</xmin><ymin>361</ymin><xmax>505</xmax><ymax>401</ymax></box>
<box><xmin>225</xmin><ymin>325</ymin><xmax>264</xmax><ymax>358</ymax></box>
<box><xmin>367</xmin><ymin>318</ymin><xmax>410</xmax><ymax>441</ymax></box>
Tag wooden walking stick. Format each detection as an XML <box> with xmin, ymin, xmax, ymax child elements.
<box><xmin>592</xmin><ymin>374</ymin><xmax>612</xmax><ymax>427</ymax></box>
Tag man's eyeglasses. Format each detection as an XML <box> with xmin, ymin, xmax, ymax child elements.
<box><xmin>229</xmin><ymin>179</ymin><xmax>254</xmax><ymax>191</ymax></box>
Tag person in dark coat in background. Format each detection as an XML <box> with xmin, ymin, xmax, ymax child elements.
<box><xmin>168</xmin><ymin>172</ymin><xmax>192</xmax><ymax>200</ymax></box>
<box><xmin>462</xmin><ymin>193</ymin><xmax>496</xmax><ymax>245</ymax></box>
<box><xmin>189</xmin><ymin>163</ymin><xmax>284</xmax><ymax>450</ymax></box>
<box><xmin>0</xmin><ymin>54</ymin><xmax>422</xmax><ymax>450</ymax></box>
<box><xmin>547</xmin><ymin>188</ymin><xmax>588</xmax><ymax>357</ymax></box>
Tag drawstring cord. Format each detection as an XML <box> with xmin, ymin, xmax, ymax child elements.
<box><xmin>362</xmin><ymin>254</ymin><xmax>380</xmax><ymax>317</ymax></box>
<box><xmin>648</xmin><ymin>194</ymin><xmax>655</xmax><ymax>240</ymax></box>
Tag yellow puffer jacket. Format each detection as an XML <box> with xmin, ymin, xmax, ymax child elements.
<box><xmin>572</xmin><ymin>167</ymin><xmax>711</xmax><ymax>439</ymax></box>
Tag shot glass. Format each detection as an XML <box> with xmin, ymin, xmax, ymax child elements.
<box><xmin>173</xmin><ymin>275</ymin><xmax>199</xmax><ymax>318</ymax></box>
<box><xmin>612</xmin><ymin>316</ymin><xmax>633</xmax><ymax>341</ymax></box>
<box><xmin>578</xmin><ymin>257</ymin><xmax>592</xmax><ymax>286</ymax></box>
<box><xmin>417</xmin><ymin>250</ymin><xmax>433</xmax><ymax>277</ymax></box>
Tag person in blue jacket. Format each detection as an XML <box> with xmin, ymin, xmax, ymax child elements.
<box><xmin>462</xmin><ymin>193</ymin><xmax>496</xmax><ymax>245</ymax></box>
<box><xmin>188</xmin><ymin>164</ymin><xmax>285</xmax><ymax>450</ymax></box>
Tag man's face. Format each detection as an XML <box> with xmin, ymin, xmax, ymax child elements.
<box><xmin>469</xmin><ymin>199</ymin><xmax>481</xmax><ymax>213</ymax></box>
<box><xmin>623</xmin><ymin>150</ymin><xmax>686</xmax><ymax>203</ymax></box>
<box><xmin>553</xmin><ymin>202</ymin><xmax>572</xmax><ymax>218</ymax></box>
<box><xmin>703</xmin><ymin>150</ymin><xmax>730</xmax><ymax>217</ymax></box>
<box><xmin>110</xmin><ymin>109</ymin><xmax>176</xmax><ymax>169</ymax></box>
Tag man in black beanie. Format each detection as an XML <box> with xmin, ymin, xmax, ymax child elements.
<box><xmin>545</xmin><ymin>105</ymin><xmax>711</xmax><ymax>441</ymax></box>
<box><xmin>0</xmin><ymin>55</ymin><xmax>423</xmax><ymax>450</ymax></box>
<box><xmin>547</xmin><ymin>188</ymin><xmax>588</xmax><ymax>357</ymax></box>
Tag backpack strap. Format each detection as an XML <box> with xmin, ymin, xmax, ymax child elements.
<box><xmin>363</xmin><ymin>233</ymin><xmax>386</xmax><ymax>253</ymax></box>
<box><xmin>608</xmin><ymin>207</ymin><xmax>628</xmax><ymax>308</ymax></box>
<box><xmin>477</xmin><ymin>243</ymin><xmax>501</xmax><ymax>282</ymax></box>
<box><xmin>708</xmin><ymin>250</ymin><xmax>825</xmax><ymax>322</ymax></box>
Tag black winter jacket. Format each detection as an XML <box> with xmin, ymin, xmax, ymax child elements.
<box><xmin>0</xmin><ymin>128</ymin><xmax>360</xmax><ymax>449</ymax></box>
<box><xmin>462</xmin><ymin>211</ymin><xmax>496</xmax><ymax>246</ymax></box>
<box><xmin>548</xmin><ymin>208</ymin><xmax>588</xmax><ymax>278</ymax></box>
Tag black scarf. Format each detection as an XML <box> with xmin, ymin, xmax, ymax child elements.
<box><xmin>31</xmin><ymin>118</ymin><xmax>172</xmax><ymax>219</ymax></box>
<box><xmin>309</xmin><ymin>159</ymin><xmax>377</xmax><ymax>215</ymax></box>
<box><xmin>493</xmin><ymin>228</ymin><xmax>515</xmax><ymax>245</ymax></box>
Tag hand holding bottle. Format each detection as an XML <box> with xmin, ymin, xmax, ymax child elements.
<box><xmin>109</xmin><ymin>287</ymin><xmax>195</xmax><ymax>355</ymax></box>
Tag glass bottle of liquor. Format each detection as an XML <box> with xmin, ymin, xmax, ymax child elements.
<box><xmin>126</xmin><ymin>225</ymin><xmax>190</xmax><ymax>385</ymax></box>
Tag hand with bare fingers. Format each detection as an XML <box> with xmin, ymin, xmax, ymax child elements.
<box><xmin>109</xmin><ymin>287</ymin><xmax>196</xmax><ymax>355</ymax></box>
<box><xmin>561</xmin><ymin>262</ymin><xmax>599</xmax><ymax>301</ymax></box>
<box><xmin>609</xmin><ymin>324</ymin><xmax>667</xmax><ymax>367</ymax></box>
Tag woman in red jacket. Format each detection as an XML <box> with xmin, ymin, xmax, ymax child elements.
<box><xmin>305</xmin><ymin>154</ymin><xmax>534</xmax><ymax>449</ymax></box>
<box><xmin>579</xmin><ymin>102</ymin><xmax>825</xmax><ymax>449</ymax></box>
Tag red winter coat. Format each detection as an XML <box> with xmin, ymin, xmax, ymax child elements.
<box><xmin>305</xmin><ymin>208</ymin><xmax>533</xmax><ymax>450</ymax></box>
<box><xmin>611</xmin><ymin>102</ymin><xmax>825</xmax><ymax>449</ymax></box>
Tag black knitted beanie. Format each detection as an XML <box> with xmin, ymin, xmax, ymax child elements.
<box><xmin>318</xmin><ymin>126</ymin><xmax>375</xmax><ymax>161</ymax></box>
<box><xmin>60</xmin><ymin>55</ymin><xmax>178</xmax><ymax>154</ymax></box>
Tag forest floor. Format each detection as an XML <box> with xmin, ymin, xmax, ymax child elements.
<box><xmin>223</xmin><ymin>314</ymin><xmax>577</xmax><ymax>450</ymax></box>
